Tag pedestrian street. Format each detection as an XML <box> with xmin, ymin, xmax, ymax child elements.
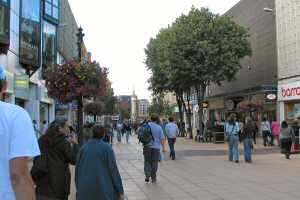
<box><xmin>88</xmin><ymin>136</ymin><xmax>300</xmax><ymax>200</ymax></box>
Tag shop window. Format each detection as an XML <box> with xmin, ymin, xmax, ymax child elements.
<box><xmin>42</xmin><ymin>21</ymin><xmax>57</xmax><ymax>76</ymax></box>
<box><xmin>0</xmin><ymin>0</ymin><xmax>10</xmax><ymax>54</ymax></box>
<box><xmin>19</xmin><ymin>0</ymin><xmax>41</xmax><ymax>76</ymax></box>
<box><xmin>44</xmin><ymin>0</ymin><xmax>59</xmax><ymax>23</ymax></box>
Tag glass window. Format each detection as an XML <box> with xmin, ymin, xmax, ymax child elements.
<box><xmin>0</xmin><ymin>5</ymin><xmax>6</xmax><ymax>35</ymax></box>
<box><xmin>19</xmin><ymin>0</ymin><xmax>41</xmax><ymax>66</ymax></box>
<box><xmin>44</xmin><ymin>0</ymin><xmax>59</xmax><ymax>21</ymax></box>
<box><xmin>43</xmin><ymin>21</ymin><xmax>57</xmax><ymax>69</ymax></box>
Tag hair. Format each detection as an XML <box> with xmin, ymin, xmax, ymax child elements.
<box><xmin>46</xmin><ymin>118</ymin><xmax>68</xmax><ymax>136</ymax></box>
<box><xmin>169</xmin><ymin>117</ymin><xmax>174</xmax><ymax>122</ymax></box>
<box><xmin>0</xmin><ymin>80</ymin><xmax>3</xmax><ymax>91</ymax></box>
<box><xmin>151</xmin><ymin>115</ymin><xmax>159</xmax><ymax>123</ymax></box>
<box><xmin>281</xmin><ymin>121</ymin><xmax>288</xmax><ymax>129</ymax></box>
<box><xmin>263</xmin><ymin>117</ymin><xmax>267</xmax><ymax>121</ymax></box>
<box><xmin>92</xmin><ymin>125</ymin><xmax>106</xmax><ymax>139</ymax></box>
<box><xmin>42</xmin><ymin>120</ymin><xmax>47</xmax><ymax>124</ymax></box>
<box><xmin>228</xmin><ymin>114</ymin><xmax>235</xmax><ymax>125</ymax></box>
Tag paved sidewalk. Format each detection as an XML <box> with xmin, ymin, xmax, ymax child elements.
<box><xmin>70</xmin><ymin>136</ymin><xmax>300</xmax><ymax>200</ymax></box>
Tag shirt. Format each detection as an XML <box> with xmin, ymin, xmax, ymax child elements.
<box><xmin>148</xmin><ymin>122</ymin><xmax>165</xmax><ymax>149</ymax></box>
<box><xmin>261</xmin><ymin>121</ymin><xmax>271</xmax><ymax>132</ymax></box>
<box><xmin>225</xmin><ymin>122</ymin><xmax>240</xmax><ymax>136</ymax></box>
<box><xmin>165</xmin><ymin>122</ymin><xmax>179</xmax><ymax>139</ymax></box>
<box><xmin>0</xmin><ymin>101</ymin><xmax>40</xmax><ymax>200</ymax></box>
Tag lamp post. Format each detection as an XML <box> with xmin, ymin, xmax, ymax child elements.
<box><xmin>76</xmin><ymin>26</ymin><xmax>85</xmax><ymax>145</ymax></box>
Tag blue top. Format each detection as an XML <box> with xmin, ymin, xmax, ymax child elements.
<box><xmin>75</xmin><ymin>139</ymin><xmax>124</xmax><ymax>200</ymax></box>
<box><xmin>224</xmin><ymin>122</ymin><xmax>240</xmax><ymax>136</ymax></box>
<box><xmin>0</xmin><ymin>66</ymin><xmax>5</xmax><ymax>80</ymax></box>
<box><xmin>165</xmin><ymin>122</ymin><xmax>179</xmax><ymax>138</ymax></box>
<box><xmin>148</xmin><ymin>122</ymin><xmax>165</xmax><ymax>149</ymax></box>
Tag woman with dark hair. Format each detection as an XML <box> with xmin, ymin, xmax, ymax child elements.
<box><xmin>75</xmin><ymin>125</ymin><xmax>124</xmax><ymax>200</ymax></box>
<box><xmin>32</xmin><ymin>119</ymin><xmax>79</xmax><ymax>200</ymax></box>
<box><xmin>280</xmin><ymin>121</ymin><xmax>294</xmax><ymax>159</ymax></box>
<box><xmin>241</xmin><ymin>117</ymin><xmax>256</xmax><ymax>163</ymax></box>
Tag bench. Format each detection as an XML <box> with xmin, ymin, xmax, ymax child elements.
<box><xmin>212</xmin><ymin>131</ymin><xmax>225</xmax><ymax>144</ymax></box>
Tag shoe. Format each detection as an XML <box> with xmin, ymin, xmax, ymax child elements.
<box><xmin>145</xmin><ymin>177</ymin><xmax>150</xmax><ymax>183</ymax></box>
<box><xmin>235</xmin><ymin>160</ymin><xmax>239</xmax><ymax>163</ymax></box>
<box><xmin>151</xmin><ymin>178</ymin><xmax>157</xmax><ymax>183</ymax></box>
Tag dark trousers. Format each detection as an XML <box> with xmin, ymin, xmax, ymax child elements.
<box><xmin>280</xmin><ymin>138</ymin><xmax>292</xmax><ymax>159</ymax></box>
<box><xmin>143</xmin><ymin>147</ymin><xmax>160</xmax><ymax>179</ymax></box>
<box><xmin>37</xmin><ymin>195</ymin><xmax>66</xmax><ymax>200</ymax></box>
<box><xmin>168</xmin><ymin>138</ymin><xmax>176</xmax><ymax>159</ymax></box>
<box><xmin>262</xmin><ymin>131</ymin><xmax>273</xmax><ymax>146</ymax></box>
<box><xmin>253</xmin><ymin>132</ymin><xmax>256</xmax><ymax>144</ymax></box>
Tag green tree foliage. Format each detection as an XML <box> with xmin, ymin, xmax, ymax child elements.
<box><xmin>145</xmin><ymin>7</ymin><xmax>251</xmax><ymax>138</ymax></box>
<box><xmin>148</xmin><ymin>95</ymin><xmax>174</xmax><ymax>118</ymax></box>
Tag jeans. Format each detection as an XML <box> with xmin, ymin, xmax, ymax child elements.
<box><xmin>262</xmin><ymin>131</ymin><xmax>272</xmax><ymax>146</ymax></box>
<box><xmin>168</xmin><ymin>138</ymin><xmax>176</xmax><ymax>159</ymax></box>
<box><xmin>243</xmin><ymin>138</ymin><xmax>253</xmax><ymax>162</ymax></box>
<box><xmin>280</xmin><ymin>138</ymin><xmax>292</xmax><ymax>159</ymax></box>
<box><xmin>143</xmin><ymin>147</ymin><xmax>160</xmax><ymax>179</ymax></box>
<box><xmin>126</xmin><ymin>130</ymin><xmax>130</xmax><ymax>143</ymax></box>
<box><xmin>228</xmin><ymin>135</ymin><xmax>239</xmax><ymax>161</ymax></box>
<box><xmin>117</xmin><ymin>130</ymin><xmax>122</xmax><ymax>143</ymax></box>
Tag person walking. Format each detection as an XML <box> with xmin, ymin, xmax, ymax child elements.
<box><xmin>279</xmin><ymin>121</ymin><xmax>295</xmax><ymax>159</ymax></box>
<box><xmin>0</xmin><ymin>65</ymin><xmax>41</xmax><ymax>200</ymax></box>
<box><xmin>40</xmin><ymin>120</ymin><xmax>48</xmax><ymax>136</ymax></box>
<box><xmin>116</xmin><ymin>121</ymin><xmax>123</xmax><ymax>143</ymax></box>
<box><xmin>261</xmin><ymin>117</ymin><xmax>272</xmax><ymax>146</ymax></box>
<box><xmin>75</xmin><ymin>125</ymin><xmax>124</xmax><ymax>200</ymax></box>
<box><xmin>165</xmin><ymin>117</ymin><xmax>179</xmax><ymax>160</ymax></box>
<box><xmin>33</xmin><ymin>120</ymin><xmax>40</xmax><ymax>138</ymax></box>
<box><xmin>142</xmin><ymin>115</ymin><xmax>165</xmax><ymax>183</ymax></box>
<box><xmin>31</xmin><ymin>119</ymin><xmax>79</xmax><ymax>200</ymax></box>
<box><xmin>124</xmin><ymin>121</ymin><xmax>131</xmax><ymax>144</ymax></box>
<box><xmin>241</xmin><ymin>117</ymin><xmax>256</xmax><ymax>163</ymax></box>
<box><xmin>271</xmin><ymin>120</ymin><xmax>281</xmax><ymax>146</ymax></box>
<box><xmin>225</xmin><ymin>115</ymin><xmax>240</xmax><ymax>163</ymax></box>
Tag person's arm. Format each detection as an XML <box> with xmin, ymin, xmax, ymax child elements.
<box><xmin>10</xmin><ymin>157</ymin><xmax>36</xmax><ymax>200</ymax></box>
<box><xmin>108</xmin><ymin>149</ymin><xmax>124</xmax><ymax>198</ymax></box>
<box><xmin>62</xmin><ymin>138</ymin><xmax>79</xmax><ymax>165</ymax></box>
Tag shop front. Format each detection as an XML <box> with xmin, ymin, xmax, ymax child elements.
<box><xmin>3</xmin><ymin>70</ymin><xmax>14</xmax><ymax>103</ymax></box>
<box><xmin>278</xmin><ymin>80</ymin><xmax>300</xmax><ymax>149</ymax></box>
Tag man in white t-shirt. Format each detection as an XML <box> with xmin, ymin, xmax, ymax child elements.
<box><xmin>0</xmin><ymin>66</ymin><xmax>40</xmax><ymax>200</ymax></box>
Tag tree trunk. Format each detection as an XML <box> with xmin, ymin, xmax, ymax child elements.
<box><xmin>180</xmin><ymin>93</ymin><xmax>193</xmax><ymax>139</ymax></box>
<box><xmin>196</xmin><ymin>85</ymin><xmax>206</xmax><ymax>136</ymax></box>
<box><xmin>186</xmin><ymin>90</ymin><xmax>193</xmax><ymax>139</ymax></box>
<box><xmin>176</xmin><ymin>93</ymin><xmax>184</xmax><ymax>137</ymax></box>
<box><xmin>77</xmin><ymin>96</ymin><xmax>84</xmax><ymax>145</ymax></box>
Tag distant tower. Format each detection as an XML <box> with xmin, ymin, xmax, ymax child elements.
<box><xmin>131</xmin><ymin>88</ymin><xmax>138</xmax><ymax>122</ymax></box>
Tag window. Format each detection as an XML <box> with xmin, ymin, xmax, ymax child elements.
<box><xmin>19</xmin><ymin>0</ymin><xmax>41</xmax><ymax>71</ymax></box>
<box><xmin>0</xmin><ymin>0</ymin><xmax>9</xmax><ymax>54</ymax></box>
<box><xmin>43</xmin><ymin>21</ymin><xmax>57</xmax><ymax>70</ymax></box>
<box><xmin>44</xmin><ymin>0</ymin><xmax>59</xmax><ymax>22</ymax></box>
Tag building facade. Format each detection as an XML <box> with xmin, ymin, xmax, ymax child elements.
<box><xmin>138</xmin><ymin>99</ymin><xmax>149</xmax><ymax>119</ymax></box>
<box><xmin>276</xmin><ymin>0</ymin><xmax>300</xmax><ymax>123</ymax></box>
<box><xmin>206</xmin><ymin>0</ymin><xmax>277</xmax><ymax>123</ymax></box>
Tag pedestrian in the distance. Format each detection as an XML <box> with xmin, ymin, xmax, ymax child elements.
<box><xmin>165</xmin><ymin>117</ymin><xmax>179</xmax><ymax>160</ymax></box>
<box><xmin>271</xmin><ymin>120</ymin><xmax>281</xmax><ymax>146</ymax></box>
<box><xmin>124</xmin><ymin>121</ymin><xmax>131</xmax><ymax>144</ymax></box>
<box><xmin>279</xmin><ymin>121</ymin><xmax>294</xmax><ymax>159</ymax></box>
<box><xmin>75</xmin><ymin>125</ymin><xmax>124</xmax><ymax>200</ymax></box>
<box><xmin>261</xmin><ymin>117</ymin><xmax>272</xmax><ymax>146</ymax></box>
<box><xmin>225</xmin><ymin>115</ymin><xmax>240</xmax><ymax>163</ymax></box>
<box><xmin>241</xmin><ymin>117</ymin><xmax>256</xmax><ymax>163</ymax></box>
<box><xmin>117</xmin><ymin>121</ymin><xmax>123</xmax><ymax>143</ymax></box>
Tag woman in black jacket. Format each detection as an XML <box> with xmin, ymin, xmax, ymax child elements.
<box><xmin>32</xmin><ymin>119</ymin><xmax>79</xmax><ymax>200</ymax></box>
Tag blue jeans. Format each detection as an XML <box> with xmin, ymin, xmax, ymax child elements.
<box><xmin>126</xmin><ymin>130</ymin><xmax>130</xmax><ymax>143</ymax></box>
<box><xmin>228</xmin><ymin>135</ymin><xmax>239</xmax><ymax>161</ymax></box>
<box><xmin>243</xmin><ymin>138</ymin><xmax>253</xmax><ymax>162</ymax></box>
<box><xmin>117</xmin><ymin>130</ymin><xmax>122</xmax><ymax>143</ymax></box>
<box><xmin>143</xmin><ymin>147</ymin><xmax>160</xmax><ymax>179</ymax></box>
<box><xmin>168</xmin><ymin>138</ymin><xmax>176</xmax><ymax>159</ymax></box>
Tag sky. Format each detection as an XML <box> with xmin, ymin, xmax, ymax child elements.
<box><xmin>68</xmin><ymin>0</ymin><xmax>240</xmax><ymax>100</ymax></box>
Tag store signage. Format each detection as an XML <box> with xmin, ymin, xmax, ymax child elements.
<box><xmin>265</xmin><ymin>93</ymin><xmax>277</xmax><ymax>101</ymax></box>
<box><xmin>225</xmin><ymin>99</ymin><xmax>235</xmax><ymax>110</ymax></box>
<box><xmin>15</xmin><ymin>75</ymin><xmax>29</xmax><ymax>89</ymax></box>
<box><xmin>202</xmin><ymin>101</ymin><xmax>209</xmax><ymax>108</ymax></box>
<box><xmin>278</xmin><ymin>81</ymin><xmax>300</xmax><ymax>101</ymax></box>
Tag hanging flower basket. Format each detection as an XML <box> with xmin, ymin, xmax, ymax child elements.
<box><xmin>237</xmin><ymin>100</ymin><xmax>263</xmax><ymax>113</ymax></box>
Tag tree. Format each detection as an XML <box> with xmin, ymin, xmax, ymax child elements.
<box><xmin>45</xmin><ymin>61</ymin><xmax>108</xmax><ymax>144</ymax></box>
<box><xmin>148</xmin><ymin>95</ymin><xmax>173</xmax><ymax>117</ymax></box>
<box><xmin>145</xmin><ymin>7</ymin><xmax>251</xmax><ymax>138</ymax></box>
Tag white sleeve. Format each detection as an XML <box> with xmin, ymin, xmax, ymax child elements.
<box><xmin>9</xmin><ymin>109</ymin><xmax>40</xmax><ymax>160</ymax></box>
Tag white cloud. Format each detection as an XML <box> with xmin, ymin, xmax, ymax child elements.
<box><xmin>69</xmin><ymin>0</ymin><xmax>240</xmax><ymax>99</ymax></box>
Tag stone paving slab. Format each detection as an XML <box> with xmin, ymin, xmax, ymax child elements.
<box><xmin>70</xmin><ymin>136</ymin><xmax>300</xmax><ymax>200</ymax></box>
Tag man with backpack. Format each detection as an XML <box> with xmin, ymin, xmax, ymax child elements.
<box><xmin>138</xmin><ymin>115</ymin><xmax>165</xmax><ymax>183</ymax></box>
<box><xmin>0</xmin><ymin>66</ymin><xmax>40</xmax><ymax>200</ymax></box>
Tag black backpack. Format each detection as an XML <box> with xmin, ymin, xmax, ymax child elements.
<box><xmin>137</xmin><ymin>122</ymin><xmax>154</xmax><ymax>146</ymax></box>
